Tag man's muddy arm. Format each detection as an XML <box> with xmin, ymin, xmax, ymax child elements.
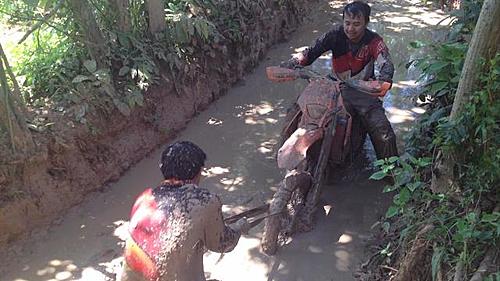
<box><xmin>204</xmin><ymin>196</ymin><xmax>241</xmax><ymax>253</ymax></box>
<box><xmin>290</xmin><ymin>29</ymin><xmax>336</xmax><ymax>67</ymax></box>
<box><xmin>344</xmin><ymin>79</ymin><xmax>392</xmax><ymax>97</ymax></box>
<box><xmin>373</xmin><ymin>39</ymin><xmax>395</xmax><ymax>83</ymax></box>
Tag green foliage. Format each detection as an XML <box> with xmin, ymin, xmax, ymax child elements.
<box><xmin>405</xmin><ymin>41</ymin><xmax>467</xmax><ymax>156</ymax></box>
<box><xmin>371</xmin><ymin>155</ymin><xmax>432</xmax><ymax>219</ymax></box>
<box><xmin>372</xmin><ymin>152</ymin><xmax>499</xmax><ymax>277</ymax></box>
<box><xmin>0</xmin><ymin>0</ymin><xmax>233</xmax><ymax>117</ymax></box>
<box><xmin>411</xmin><ymin>41</ymin><xmax>466</xmax><ymax>107</ymax></box>
<box><xmin>433</xmin><ymin>54</ymin><xmax>500</xmax><ymax>193</ymax></box>
<box><xmin>447</xmin><ymin>0</ymin><xmax>484</xmax><ymax>39</ymax></box>
<box><xmin>14</xmin><ymin>31</ymin><xmax>83</xmax><ymax>106</ymax></box>
<box><xmin>373</xmin><ymin>25</ymin><xmax>499</xmax><ymax>280</ymax></box>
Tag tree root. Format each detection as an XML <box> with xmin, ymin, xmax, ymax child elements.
<box><xmin>393</xmin><ymin>224</ymin><xmax>434</xmax><ymax>281</ymax></box>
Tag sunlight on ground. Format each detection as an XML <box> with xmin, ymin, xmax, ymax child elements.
<box><xmin>77</xmin><ymin>267</ymin><xmax>107</xmax><ymax>281</ymax></box>
<box><xmin>113</xmin><ymin>220</ymin><xmax>129</xmax><ymax>241</ymax></box>
<box><xmin>294</xmin><ymin>46</ymin><xmax>308</xmax><ymax>53</ymax></box>
<box><xmin>236</xmin><ymin>102</ymin><xmax>280</xmax><ymax>126</ymax></box>
<box><xmin>258</xmin><ymin>139</ymin><xmax>277</xmax><ymax>155</ymax></box>
<box><xmin>207</xmin><ymin>117</ymin><xmax>223</xmax><ymax>126</ymax></box>
<box><xmin>203</xmin><ymin>166</ymin><xmax>231</xmax><ymax>178</ymax></box>
<box><xmin>334</xmin><ymin>250</ymin><xmax>351</xmax><ymax>271</ymax></box>
<box><xmin>329</xmin><ymin>1</ymin><xmax>344</xmax><ymax>9</ymax></box>
<box><xmin>220</xmin><ymin>176</ymin><xmax>245</xmax><ymax>191</ymax></box>
<box><xmin>337</xmin><ymin>234</ymin><xmax>353</xmax><ymax>244</ymax></box>
<box><xmin>392</xmin><ymin>80</ymin><xmax>417</xmax><ymax>89</ymax></box>
<box><xmin>386</xmin><ymin>106</ymin><xmax>416</xmax><ymax>123</ymax></box>
<box><xmin>15</xmin><ymin>259</ymin><xmax>80</xmax><ymax>281</ymax></box>
<box><xmin>307</xmin><ymin>245</ymin><xmax>324</xmax><ymax>253</ymax></box>
<box><xmin>204</xmin><ymin>236</ymin><xmax>270</xmax><ymax>281</ymax></box>
<box><xmin>323</xmin><ymin>204</ymin><xmax>334</xmax><ymax>215</ymax></box>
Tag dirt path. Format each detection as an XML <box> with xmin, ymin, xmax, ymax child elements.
<box><xmin>0</xmin><ymin>1</ymin><xmax>448</xmax><ymax>280</ymax></box>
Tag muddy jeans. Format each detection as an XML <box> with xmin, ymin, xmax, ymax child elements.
<box><xmin>342</xmin><ymin>88</ymin><xmax>398</xmax><ymax>159</ymax></box>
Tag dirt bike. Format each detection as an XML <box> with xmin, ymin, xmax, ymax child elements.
<box><xmin>261</xmin><ymin>66</ymin><xmax>391</xmax><ymax>255</ymax></box>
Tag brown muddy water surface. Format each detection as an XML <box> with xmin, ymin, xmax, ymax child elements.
<box><xmin>1</xmin><ymin>0</ymin><xmax>449</xmax><ymax>280</ymax></box>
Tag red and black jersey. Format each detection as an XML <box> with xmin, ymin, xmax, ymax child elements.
<box><xmin>298</xmin><ymin>25</ymin><xmax>394</xmax><ymax>83</ymax></box>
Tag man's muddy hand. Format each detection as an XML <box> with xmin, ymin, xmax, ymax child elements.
<box><xmin>280</xmin><ymin>57</ymin><xmax>301</xmax><ymax>69</ymax></box>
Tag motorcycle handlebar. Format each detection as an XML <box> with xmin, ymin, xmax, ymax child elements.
<box><xmin>266</xmin><ymin>66</ymin><xmax>391</xmax><ymax>97</ymax></box>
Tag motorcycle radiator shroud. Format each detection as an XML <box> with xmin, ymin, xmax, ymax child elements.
<box><xmin>277</xmin><ymin>78</ymin><xmax>351</xmax><ymax>170</ymax></box>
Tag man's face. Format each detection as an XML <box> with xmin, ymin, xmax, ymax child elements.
<box><xmin>343</xmin><ymin>12</ymin><xmax>367</xmax><ymax>43</ymax></box>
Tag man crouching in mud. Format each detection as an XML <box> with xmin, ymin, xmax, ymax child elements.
<box><xmin>117</xmin><ymin>141</ymin><xmax>250</xmax><ymax>281</ymax></box>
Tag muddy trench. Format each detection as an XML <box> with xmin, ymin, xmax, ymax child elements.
<box><xmin>0</xmin><ymin>0</ymin><xmax>449</xmax><ymax>280</ymax></box>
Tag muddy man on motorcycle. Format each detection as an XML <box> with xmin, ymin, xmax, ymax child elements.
<box><xmin>285</xmin><ymin>1</ymin><xmax>398</xmax><ymax>160</ymax></box>
<box><xmin>117</xmin><ymin>141</ymin><xmax>250</xmax><ymax>281</ymax></box>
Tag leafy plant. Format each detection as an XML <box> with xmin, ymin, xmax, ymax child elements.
<box><xmin>370</xmin><ymin>53</ymin><xmax>499</xmax><ymax>280</ymax></box>
<box><xmin>371</xmin><ymin>155</ymin><xmax>432</xmax><ymax>219</ymax></box>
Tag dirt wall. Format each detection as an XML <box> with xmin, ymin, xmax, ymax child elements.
<box><xmin>0</xmin><ymin>1</ymin><xmax>315</xmax><ymax>249</ymax></box>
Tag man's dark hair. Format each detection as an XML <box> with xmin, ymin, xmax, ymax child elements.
<box><xmin>159</xmin><ymin>141</ymin><xmax>206</xmax><ymax>180</ymax></box>
<box><xmin>343</xmin><ymin>1</ymin><xmax>371</xmax><ymax>23</ymax></box>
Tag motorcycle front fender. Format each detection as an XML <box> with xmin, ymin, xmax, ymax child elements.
<box><xmin>277</xmin><ymin>127</ymin><xmax>323</xmax><ymax>170</ymax></box>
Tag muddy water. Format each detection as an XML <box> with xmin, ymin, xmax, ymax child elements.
<box><xmin>0</xmin><ymin>1</ymin><xmax>449</xmax><ymax>280</ymax></box>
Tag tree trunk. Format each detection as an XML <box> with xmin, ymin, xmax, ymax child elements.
<box><xmin>393</xmin><ymin>225</ymin><xmax>434</xmax><ymax>281</ymax></box>
<box><xmin>0</xmin><ymin>43</ymin><xmax>33</xmax><ymax>157</ymax></box>
<box><xmin>0</xmin><ymin>44</ymin><xmax>27</xmax><ymax>116</ymax></box>
<box><xmin>451</xmin><ymin>0</ymin><xmax>500</xmax><ymax>119</ymax></box>
<box><xmin>431</xmin><ymin>0</ymin><xmax>500</xmax><ymax>193</ymax></box>
<box><xmin>67</xmin><ymin>0</ymin><xmax>108</xmax><ymax>68</ymax></box>
<box><xmin>110</xmin><ymin>0</ymin><xmax>131</xmax><ymax>33</ymax></box>
<box><xmin>146</xmin><ymin>0</ymin><xmax>166</xmax><ymax>34</ymax></box>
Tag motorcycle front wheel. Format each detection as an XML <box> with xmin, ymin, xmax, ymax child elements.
<box><xmin>261</xmin><ymin>180</ymin><xmax>291</xmax><ymax>255</ymax></box>
<box><xmin>261</xmin><ymin>169</ymin><xmax>312</xmax><ymax>255</ymax></box>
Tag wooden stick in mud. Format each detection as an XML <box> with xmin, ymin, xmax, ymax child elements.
<box><xmin>224</xmin><ymin>203</ymin><xmax>269</xmax><ymax>224</ymax></box>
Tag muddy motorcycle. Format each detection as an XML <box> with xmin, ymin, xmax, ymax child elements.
<box><xmin>261</xmin><ymin>66</ymin><xmax>391</xmax><ymax>255</ymax></box>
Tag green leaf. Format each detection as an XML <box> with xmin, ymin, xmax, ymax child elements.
<box><xmin>386</xmin><ymin>206</ymin><xmax>399</xmax><ymax>218</ymax></box>
<box><xmin>430</xmin><ymin>81</ymin><xmax>448</xmax><ymax>93</ymax></box>
<box><xmin>113</xmin><ymin>99</ymin><xmax>131</xmax><ymax>116</ymax></box>
<box><xmin>388</xmin><ymin>156</ymin><xmax>399</xmax><ymax>163</ymax></box>
<box><xmin>418</xmin><ymin>157</ymin><xmax>432</xmax><ymax>167</ymax></box>
<box><xmin>431</xmin><ymin>247</ymin><xmax>444</xmax><ymax>281</ymax></box>
<box><xmin>383</xmin><ymin>184</ymin><xmax>397</xmax><ymax>193</ymax></box>
<box><xmin>481</xmin><ymin>213</ymin><xmax>499</xmax><ymax>223</ymax></box>
<box><xmin>382</xmin><ymin>222</ymin><xmax>390</xmax><ymax>233</ymax></box>
<box><xmin>94</xmin><ymin>69</ymin><xmax>110</xmax><ymax>83</ymax></box>
<box><xmin>135</xmin><ymin>92</ymin><xmax>144</xmax><ymax>106</ymax></box>
<box><xmin>396</xmin><ymin>187</ymin><xmax>411</xmax><ymax>205</ymax></box>
<box><xmin>370</xmin><ymin>171</ymin><xmax>387</xmax><ymax>180</ymax></box>
<box><xmin>407</xmin><ymin>181</ymin><xmax>422</xmax><ymax>192</ymax></box>
<box><xmin>119</xmin><ymin>66</ymin><xmax>130</xmax><ymax>76</ymax></box>
<box><xmin>117</xmin><ymin>34</ymin><xmax>130</xmax><ymax>48</ymax></box>
<box><xmin>187</xmin><ymin>19</ymin><xmax>195</xmax><ymax>36</ymax></box>
<box><xmin>382</xmin><ymin>164</ymin><xmax>395</xmax><ymax>173</ymax></box>
<box><xmin>373</xmin><ymin>159</ymin><xmax>386</xmax><ymax>166</ymax></box>
<box><xmin>428</xmin><ymin>61</ymin><xmax>449</xmax><ymax>73</ymax></box>
<box><xmin>72</xmin><ymin>75</ymin><xmax>91</xmax><ymax>83</ymax></box>
<box><xmin>83</xmin><ymin>60</ymin><xmax>97</xmax><ymax>73</ymax></box>
<box><xmin>466</xmin><ymin>212</ymin><xmax>477</xmax><ymax>223</ymax></box>
<box><xmin>409</xmin><ymin>40</ymin><xmax>426</xmax><ymax>48</ymax></box>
